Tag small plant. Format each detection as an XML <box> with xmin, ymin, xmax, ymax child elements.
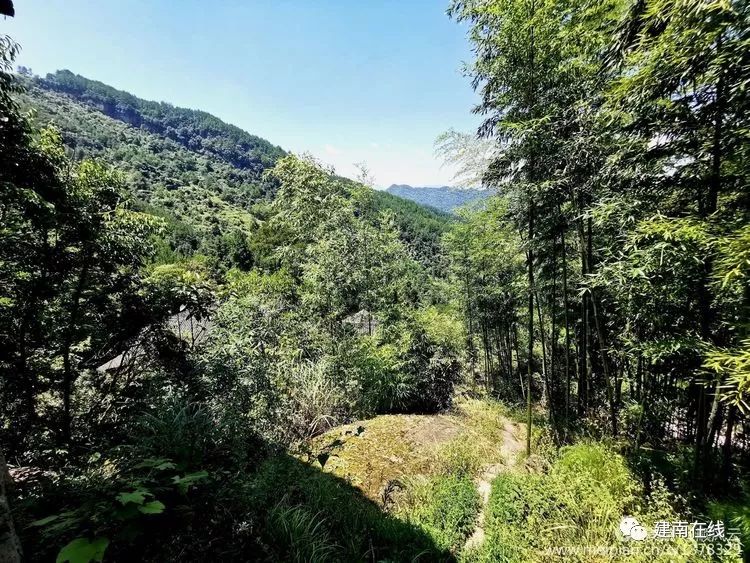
<box><xmin>28</xmin><ymin>456</ymin><xmax>208</xmax><ymax>563</ymax></box>
<box><xmin>268</xmin><ymin>502</ymin><xmax>338</xmax><ymax>563</ymax></box>
<box><xmin>434</xmin><ymin>438</ymin><xmax>482</xmax><ymax>478</ymax></box>
<box><xmin>402</xmin><ymin>474</ymin><xmax>480</xmax><ymax>552</ymax></box>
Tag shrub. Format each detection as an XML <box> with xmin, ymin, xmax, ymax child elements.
<box><xmin>434</xmin><ymin>438</ymin><xmax>483</xmax><ymax>478</ymax></box>
<box><xmin>707</xmin><ymin>493</ymin><xmax>750</xmax><ymax>560</ymax></box>
<box><xmin>357</xmin><ymin>310</ymin><xmax>462</xmax><ymax>415</ymax></box>
<box><xmin>136</xmin><ymin>394</ymin><xmax>264</xmax><ymax>469</ymax></box>
<box><xmin>20</xmin><ymin>455</ymin><xmax>210</xmax><ymax>562</ymax></box>
<box><xmin>275</xmin><ymin>358</ymin><xmax>349</xmax><ymax>441</ymax></box>
<box><xmin>551</xmin><ymin>442</ymin><xmax>637</xmax><ymax>502</ymax></box>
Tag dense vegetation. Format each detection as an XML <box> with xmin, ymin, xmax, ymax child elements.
<box><xmin>16</xmin><ymin>71</ymin><xmax>451</xmax><ymax>271</ymax></box>
<box><xmin>445</xmin><ymin>0</ymin><xmax>749</xmax><ymax>473</ymax></box>
<box><xmin>2</xmin><ymin>34</ymin><xmax>465</xmax><ymax>561</ymax></box>
<box><xmin>440</xmin><ymin>0</ymin><xmax>750</xmax><ymax>558</ymax></box>
<box><xmin>1</xmin><ymin>0</ymin><xmax>749</xmax><ymax>561</ymax></box>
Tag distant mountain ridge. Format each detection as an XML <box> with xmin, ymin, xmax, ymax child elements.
<box><xmin>386</xmin><ymin>184</ymin><xmax>490</xmax><ymax>213</ymax></box>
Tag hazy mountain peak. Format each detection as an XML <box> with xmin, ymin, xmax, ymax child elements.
<box><xmin>385</xmin><ymin>184</ymin><xmax>490</xmax><ymax>213</ymax></box>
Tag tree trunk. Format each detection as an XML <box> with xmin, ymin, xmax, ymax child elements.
<box><xmin>526</xmin><ymin>195</ymin><xmax>535</xmax><ymax>456</ymax></box>
<box><xmin>576</xmin><ymin>206</ymin><xmax>589</xmax><ymax>416</ymax></box>
<box><xmin>525</xmin><ymin>0</ymin><xmax>538</xmax><ymax>457</ymax></box>
<box><xmin>464</xmin><ymin>247</ymin><xmax>477</xmax><ymax>389</ymax></box>
<box><xmin>514</xmin><ymin>323</ymin><xmax>524</xmax><ymax>400</ymax></box>
<box><xmin>561</xmin><ymin>226</ymin><xmax>572</xmax><ymax>426</ymax></box>
<box><xmin>62</xmin><ymin>261</ymin><xmax>90</xmax><ymax>444</ymax></box>
<box><xmin>535</xmin><ymin>290</ymin><xmax>548</xmax><ymax>407</ymax></box>
<box><xmin>721</xmin><ymin>405</ymin><xmax>737</xmax><ymax>485</ymax></box>
<box><xmin>706</xmin><ymin>388</ymin><xmax>723</xmax><ymax>448</ymax></box>
<box><xmin>707</xmin><ymin>37</ymin><xmax>724</xmax><ymax>217</ymax></box>
<box><xmin>590</xmin><ymin>291</ymin><xmax>617</xmax><ymax>435</ymax></box>
<box><xmin>550</xmin><ymin>235</ymin><xmax>558</xmax><ymax>429</ymax></box>
<box><xmin>0</xmin><ymin>450</ymin><xmax>22</xmax><ymax>563</ymax></box>
<box><xmin>695</xmin><ymin>36</ymin><xmax>724</xmax><ymax>475</ymax></box>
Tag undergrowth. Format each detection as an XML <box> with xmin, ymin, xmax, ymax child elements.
<box><xmin>462</xmin><ymin>443</ymin><xmax>741</xmax><ymax>562</ymax></box>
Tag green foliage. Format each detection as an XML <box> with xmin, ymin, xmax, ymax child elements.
<box><xmin>703</xmin><ymin>341</ymin><xmax>750</xmax><ymax>414</ymax></box>
<box><xmin>24</xmin><ymin>453</ymin><xmax>207</xmax><ymax>562</ymax></box>
<box><xmin>371</xmin><ymin>188</ymin><xmax>454</xmax><ymax>270</ymax></box>
<box><xmin>56</xmin><ymin>537</ymin><xmax>109</xmax><ymax>563</ymax></box>
<box><xmin>19</xmin><ymin>76</ymin><xmax>452</xmax><ymax>272</ymax></box>
<box><xmin>449</xmin><ymin>0</ymin><xmax>750</xmax><ymax>490</ymax></box>
<box><xmin>443</xmin><ymin>195</ymin><xmax>525</xmax><ymax>396</ymax></box>
<box><xmin>433</xmin><ymin>439</ymin><xmax>483</xmax><ymax>479</ymax></box>
<box><xmin>5</xmin><ymin>2</ymin><xmax>750</xmax><ymax>559</ymax></box>
<box><xmin>1</xmin><ymin>102</ymin><xmax>165</xmax><ymax>448</ymax></box>
<box><xmin>40</xmin><ymin>69</ymin><xmax>285</xmax><ymax>171</ymax></box>
<box><xmin>552</xmin><ymin>443</ymin><xmax>636</xmax><ymax>501</ymax></box>
<box><xmin>708</xmin><ymin>492</ymin><xmax>750</xmax><ymax>559</ymax></box>
<box><xmin>472</xmin><ymin>444</ymin><xmax>712</xmax><ymax>562</ymax></box>
<box><xmin>403</xmin><ymin>475</ymin><xmax>480</xmax><ymax>552</ymax></box>
<box><xmin>267</xmin><ymin>504</ymin><xmax>338</xmax><ymax>563</ymax></box>
<box><xmin>355</xmin><ymin>310</ymin><xmax>463</xmax><ymax>414</ymax></box>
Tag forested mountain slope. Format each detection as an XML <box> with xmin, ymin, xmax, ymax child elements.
<box><xmin>19</xmin><ymin>71</ymin><xmax>451</xmax><ymax>266</ymax></box>
<box><xmin>386</xmin><ymin>184</ymin><xmax>490</xmax><ymax>213</ymax></box>
<box><xmin>39</xmin><ymin>69</ymin><xmax>286</xmax><ymax>172</ymax></box>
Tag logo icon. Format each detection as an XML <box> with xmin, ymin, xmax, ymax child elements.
<box><xmin>620</xmin><ymin>516</ymin><xmax>648</xmax><ymax>541</ymax></box>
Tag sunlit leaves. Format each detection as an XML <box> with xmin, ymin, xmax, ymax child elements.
<box><xmin>704</xmin><ymin>340</ymin><xmax>750</xmax><ymax>413</ymax></box>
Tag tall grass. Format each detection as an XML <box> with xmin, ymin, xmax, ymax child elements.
<box><xmin>401</xmin><ymin>474</ymin><xmax>480</xmax><ymax>552</ymax></box>
<box><xmin>466</xmin><ymin>443</ymin><xmax>722</xmax><ymax>563</ymax></box>
<box><xmin>268</xmin><ymin>502</ymin><xmax>338</xmax><ymax>563</ymax></box>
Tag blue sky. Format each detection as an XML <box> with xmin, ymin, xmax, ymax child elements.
<box><xmin>5</xmin><ymin>0</ymin><xmax>481</xmax><ymax>187</ymax></box>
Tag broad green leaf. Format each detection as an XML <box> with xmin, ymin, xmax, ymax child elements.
<box><xmin>30</xmin><ymin>514</ymin><xmax>59</xmax><ymax>527</ymax></box>
<box><xmin>56</xmin><ymin>537</ymin><xmax>109</xmax><ymax>563</ymax></box>
<box><xmin>171</xmin><ymin>470</ymin><xmax>209</xmax><ymax>493</ymax></box>
<box><xmin>116</xmin><ymin>489</ymin><xmax>149</xmax><ymax>506</ymax></box>
<box><xmin>138</xmin><ymin>500</ymin><xmax>166</xmax><ymax>514</ymax></box>
<box><xmin>133</xmin><ymin>458</ymin><xmax>176</xmax><ymax>471</ymax></box>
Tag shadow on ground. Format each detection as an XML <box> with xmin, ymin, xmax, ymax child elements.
<box><xmin>248</xmin><ymin>453</ymin><xmax>453</xmax><ymax>562</ymax></box>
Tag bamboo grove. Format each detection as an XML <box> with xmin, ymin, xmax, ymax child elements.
<box><xmin>445</xmin><ymin>0</ymin><xmax>750</xmax><ymax>483</ymax></box>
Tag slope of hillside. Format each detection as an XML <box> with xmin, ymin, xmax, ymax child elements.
<box><xmin>40</xmin><ymin>70</ymin><xmax>286</xmax><ymax>172</ymax></box>
<box><xmin>386</xmin><ymin>184</ymin><xmax>490</xmax><ymax>213</ymax></box>
<box><xmin>18</xmin><ymin>71</ymin><xmax>452</xmax><ymax>266</ymax></box>
<box><xmin>21</xmin><ymin>82</ymin><xmax>262</xmax><ymax>237</ymax></box>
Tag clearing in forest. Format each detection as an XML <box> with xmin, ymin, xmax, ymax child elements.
<box><xmin>303</xmin><ymin>397</ymin><xmax>527</xmax><ymax>505</ymax></box>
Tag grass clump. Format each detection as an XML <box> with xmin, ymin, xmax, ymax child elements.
<box><xmin>434</xmin><ymin>438</ymin><xmax>483</xmax><ymax>478</ymax></box>
<box><xmin>402</xmin><ymin>474</ymin><xmax>480</xmax><ymax>552</ymax></box>
<box><xmin>267</xmin><ymin>503</ymin><xmax>338</xmax><ymax>563</ymax></box>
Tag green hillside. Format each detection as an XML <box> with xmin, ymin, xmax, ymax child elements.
<box><xmin>19</xmin><ymin>71</ymin><xmax>451</xmax><ymax>267</ymax></box>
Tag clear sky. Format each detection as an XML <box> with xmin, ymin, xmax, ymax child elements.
<box><xmin>4</xmin><ymin>0</ymin><xmax>481</xmax><ymax>187</ymax></box>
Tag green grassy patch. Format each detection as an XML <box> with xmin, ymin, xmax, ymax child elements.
<box><xmin>466</xmin><ymin>443</ymin><xmax>728</xmax><ymax>563</ymax></box>
<box><xmin>401</xmin><ymin>475</ymin><xmax>480</xmax><ymax>552</ymax></box>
